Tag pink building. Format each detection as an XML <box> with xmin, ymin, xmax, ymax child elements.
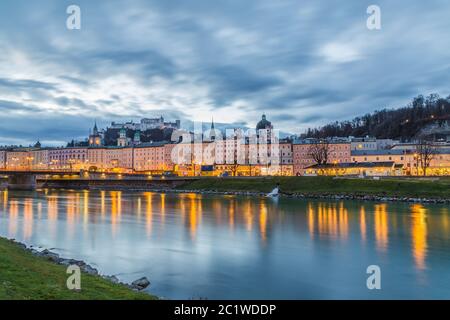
<box><xmin>293</xmin><ymin>141</ymin><xmax>351</xmax><ymax>175</ymax></box>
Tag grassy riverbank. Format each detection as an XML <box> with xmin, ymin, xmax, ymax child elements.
<box><xmin>0</xmin><ymin>237</ymin><xmax>156</xmax><ymax>300</ymax></box>
<box><xmin>177</xmin><ymin>176</ymin><xmax>450</xmax><ymax>198</ymax></box>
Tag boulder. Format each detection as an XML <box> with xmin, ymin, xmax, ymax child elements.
<box><xmin>40</xmin><ymin>249</ymin><xmax>60</xmax><ymax>262</ymax></box>
<box><xmin>81</xmin><ymin>264</ymin><xmax>99</xmax><ymax>275</ymax></box>
<box><xmin>131</xmin><ymin>277</ymin><xmax>150</xmax><ymax>290</ymax></box>
<box><xmin>103</xmin><ymin>275</ymin><xmax>120</xmax><ymax>284</ymax></box>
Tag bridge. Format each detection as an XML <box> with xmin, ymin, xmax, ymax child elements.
<box><xmin>0</xmin><ymin>170</ymin><xmax>197</xmax><ymax>190</ymax></box>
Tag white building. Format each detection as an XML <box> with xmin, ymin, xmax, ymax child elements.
<box><xmin>110</xmin><ymin>117</ymin><xmax>180</xmax><ymax>131</ymax></box>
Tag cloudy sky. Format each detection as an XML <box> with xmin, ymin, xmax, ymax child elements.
<box><xmin>0</xmin><ymin>0</ymin><xmax>449</xmax><ymax>146</ymax></box>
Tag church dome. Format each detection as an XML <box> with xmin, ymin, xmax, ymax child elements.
<box><xmin>256</xmin><ymin>114</ymin><xmax>272</xmax><ymax>130</ymax></box>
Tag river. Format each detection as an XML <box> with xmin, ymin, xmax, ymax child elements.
<box><xmin>0</xmin><ymin>189</ymin><xmax>449</xmax><ymax>299</ymax></box>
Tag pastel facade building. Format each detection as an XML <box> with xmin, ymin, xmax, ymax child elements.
<box><xmin>350</xmin><ymin>137</ymin><xmax>377</xmax><ymax>151</ymax></box>
<box><xmin>304</xmin><ymin>161</ymin><xmax>403</xmax><ymax>177</ymax></box>
<box><xmin>49</xmin><ymin>148</ymin><xmax>88</xmax><ymax>170</ymax></box>
<box><xmin>279</xmin><ymin>140</ymin><xmax>293</xmax><ymax>176</ymax></box>
<box><xmin>87</xmin><ymin>148</ymin><xmax>105</xmax><ymax>170</ymax></box>
<box><xmin>352</xmin><ymin>148</ymin><xmax>450</xmax><ymax>176</ymax></box>
<box><xmin>0</xmin><ymin>150</ymin><xmax>6</xmax><ymax>169</ymax></box>
<box><xmin>133</xmin><ymin>142</ymin><xmax>166</xmax><ymax>172</ymax></box>
<box><xmin>103</xmin><ymin>147</ymin><xmax>133</xmax><ymax>171</ymax></box>
<box><xmin>6</xmin><ymin>150</ymin><xmax>30</xmax><ymax>169</ymax></box>
<box><xmin>30</xmin><ymin>148</ymin><xmax>50</xmax><ymax>169</ymax></box>
<box><xmin>293</xmin><ymin>141</ymin><xmax>351</xmax><ymax>176</ymax></box>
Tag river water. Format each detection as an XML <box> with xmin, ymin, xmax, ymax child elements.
<box><xmin>0</xmin><ymin>189</ymin><xmax>449</xmax><ymax>299</ymax></box>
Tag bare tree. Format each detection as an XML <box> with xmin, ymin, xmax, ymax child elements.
<box><xmin>415</xmin><ymin>139</ymin><xmax>437</xmax><ymax>176</ymax></box>
<box><xmin>307</xmin><ymin>140</ymin><xmax>330</xmax><ymax>165</ymax></box>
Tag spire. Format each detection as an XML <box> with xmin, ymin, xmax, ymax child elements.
<box><xmin>93</xmin><ymin>120</ymin><xmax>98</xmax><ymax>135</ymax></box>
<box><xmin>211</xmin><ymin>117</ymin><xmax>215</xmax><ymax>129</ymax></box>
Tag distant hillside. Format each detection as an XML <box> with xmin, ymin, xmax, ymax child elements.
<box><xmin>302</xmin><ymin>94</ymin><xmax>450</xmax><ymax>141</ymax></box>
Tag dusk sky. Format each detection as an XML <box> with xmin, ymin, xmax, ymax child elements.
<box><xmin>0</xmin><ymin>0</ymin><xmax>449</xmax><ymax>146</ymax></box>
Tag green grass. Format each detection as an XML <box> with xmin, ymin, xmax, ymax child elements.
<box><xmin>0</xmin><ymin>237</ymin><xmax>156</xmax><ymax>300</ymax></box>
<box><xmin>177</xmin><ymin>176</ymin><xmax>450</xmax><ymax>198</ymax></box>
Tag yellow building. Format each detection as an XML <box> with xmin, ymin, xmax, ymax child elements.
<box><xmin>352</xmin><ymin>149</ymin><xmax>450</xmax><ymax>176</ymax></box>
<box><xmin>305</xmin><ymin>161</ymin><xmax>403</xmax><ymax>176</ymax></box>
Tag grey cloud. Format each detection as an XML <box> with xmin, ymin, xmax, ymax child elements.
<box><xmin>0</xmin><ymin>0</ymin><xmax>449</xmax><ymax>141</ymax></box>
<box><xmin>0</xmin><ymin>78</ymin><xmax>57</xmax><ymax>91</ymax></box>
<box><xmin>0</xmin><ymin>99</ymin><xmax>42</xmax><ymax>113</ymax></box>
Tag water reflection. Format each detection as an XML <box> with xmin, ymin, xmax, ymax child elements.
<box><xmin>145</xmin><ymin>192</ymin><xmax>153</xmax><ymax>237</ymax></box>
<box><xmin>411</xmin><ymin>204</ymin><xmax>428</xmax><ymax>270</ymax></box>
<box><xmin>0</xmin><ymin>189</ymin><xmax>449</xmax><ymax>299</ymax></box>
<box><xmin>360</xmin><ymin>206</ymin><xmax>366</xmax><ymax>242</ymax></box>
<box><xmin>374</xmin><ymin>204</ymin><xmax>389</xmax><ymax>252</ymax></box>
<box><xmin>307</xmin><ymin>202</ymin><xmax>349</xmax><ymax>240</ymax></box>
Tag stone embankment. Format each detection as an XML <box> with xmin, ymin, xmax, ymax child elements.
<box><xmin>8</xmin><ymin>238</ymin><xmax>151</xmax><ymax>291</ymax></box>
<box><xmin>151</xmin><ymin>188</ymin><xmax>450</xmax><ymax>204</ymax></box>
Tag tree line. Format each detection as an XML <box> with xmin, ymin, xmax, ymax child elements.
<box><xmin>302</xmin><ymin>94</ymin><xmax>450</xmax><ymax>141</ymax></box>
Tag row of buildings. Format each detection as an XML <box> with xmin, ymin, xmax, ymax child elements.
<box><xmin>1</xmin><ymin>115</ymin><xmax>450</xmax><ymax>176</ymax></box>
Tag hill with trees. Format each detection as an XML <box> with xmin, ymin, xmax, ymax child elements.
<box><xmin>302</xmin><ymin>94</ymin><xmax>450</xmax><ymax>141</ymax></box>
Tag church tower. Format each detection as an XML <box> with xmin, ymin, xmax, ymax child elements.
<box><xmin>117</xmin><ymin>127</ymin><xmax>128</xmax><ymax>147</ymax></box>
<box><xmin>89</xmin><ymin>121</ymin><xmax>102</xmax><ymax>146</ymax></box>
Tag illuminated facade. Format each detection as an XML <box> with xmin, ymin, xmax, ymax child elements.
<box><xmin>0</xmin><ymin>150</ymin><xmax>6</xmax><ymax>169</ymax></box>
<box><xmin>31</xmin><ymin>148</ymin><xmax>50</xmax><ymax>169</ymax></box>
<box><xmin>6</xmin><ymin>151</ymin><xmax>29</xmax><ymax>169</ymax></box>
<box><xmin>293</xmin><ymin>141</ymin><xmax>352</xmax><ymax>176</ymax></box>
<box><xmin>0</xmin><ymin>127</ymin><xmax>448</xmax><ymax>176</ymax></box>
<box><xmin>353</xmin><ymin>149</ymin><xmax>450</xmax><ymax>176</ymax></box>
<box><xmin>88</xmin><ymin>122</ymin><xmax>102</xmax><ymax>147</ymax></box>
<box><xmin>49</xmin><ymin>148</ymin><xmax>88</xmax><ymax>170</ymax></box>
<box><xmin>304</xmin><ymin>161</ymin><xmax>403</xmax><ymax>176</ymax></box>
<box><xmin>133</xmin><ymin>142</ymin><xmax>166</xmax><ymax>172</ymax></box>
<box><xmin>103</xmin><ymin>147</ymin><xmax>133</xmax><ymax>171</ymax></box>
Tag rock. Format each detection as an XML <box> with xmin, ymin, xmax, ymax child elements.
<box><xmin>81</xmin><ymin>264</ymin><xmax>98</xmax><ymax>275</ymax></box>
<box><xmin>58</xmin><ymin>259</ymin><xmax>72</xmax><ymax>266</ymax></box>
<box><xmin>40</xmin><ymin>249</ymin><xmax>60</xmax><ymax>262</ymax></box>
<box><xmin>103</xmin><ymin>275</ymin><xmax>120</xmax><ymax>284</ymax></box>
<box><xmin>16</xmin><ymin>242</ymin><xmax>27</xmax><ymax>250</ymax></box>
<box><xmin>131</xmin><ymin>277</ymin><xmax>150</xmax><ymax>290</ymax></box>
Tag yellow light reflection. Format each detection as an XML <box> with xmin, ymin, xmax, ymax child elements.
<box><xmin>189</xmin><ymin>195</ymin><xmax>198</xmax><ymax>239</ymax></box>
<box><xmin>66</xmin><ymin>193</ymin><xmax>76</xmax><ymax>239</ymax></box>
<box><xmin>110</xmin><ymin>191</ymin><xmax>119</xmax><ymax>236</ymax></box>
<box><xmin>145</xmin><ymin>192</ymin><xmax>153</xmax><ymax>237</ymax></box>
<box><xmin>37</xmin><ymin>202</ymin><xmax>42</xmax><ymax>219</ymax></box>
<box><xmin>100</xmin><ymin>191</ymin><xmax>105</xmax><ymax>218</ymax></box>
<box><xmin>3</xmin><ymin>189</ymin><xmax>8</xmax><ymax>211</ymax></box>
<box><xmin>259</xmin><ymin>201</ymin><xmax>268</xmax><ymax>243</ymax></box>
<box><xmin>374</xmin><ymin>204</ymin><xmax>388</xmax><ymax>252</ymax></box>
<box><xmin>308</xmin><ymin>203</ymin><xmax>314</xmax><ymax>238</ymax></box>
<box><xmin>23</xmin><ymin>199</ymin><xmax>33</xmax><ymax>240</ymax></box>
<box><xmin>338</xmin><ymin>202</ymin><xmax>348</xmax><ymax>240</ymax></box>
<box><xmin>160</xmin><ymin>193</ymin><xmax>166</xmax><ymax>224</ymax></box>
<box><xmin>8</xmin><ymin>200</ymin><xmax>18</xmax><ymax>237</ymax></box>
<box><xmin>47</xmin><ymin>195</ymin><xmax>58</xmax><ymax>238</ymax></box>
<box><xmin>244</xmin><ymin>201</ymin><xmax>253</xmax><ymax>232</ymax></box>
<box><xmin>83</xmin><ymin>191</ymin><xmax>89</xmax><ymax>225</ymax></box>
<box><xmin>117</xmin><ymin>191</ymin><xmax>122</xmax><ymax>218</ymax></box>
<box><xmin>360</xmin><ymin>206</ymin><xmax>366</xmax><ymax>242</ymax></box>
<box><xmin>228</xmin><ymin>199</ymin><xmax>235</xmax><ymax>230</ymax></box>
<box><xmin>308</xmin><ymin>202</ymin><xmax>348</xmax><ymax>240</ymax></box>
<box><xmin>411</xmin><ymin>204</ymin><xmax>428</xmax><ymax>270</ymax></box>
<box><xmin>137</xmin><ymin>197</ymin><xmax>142</xmax><ymax>221</ymax></box>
